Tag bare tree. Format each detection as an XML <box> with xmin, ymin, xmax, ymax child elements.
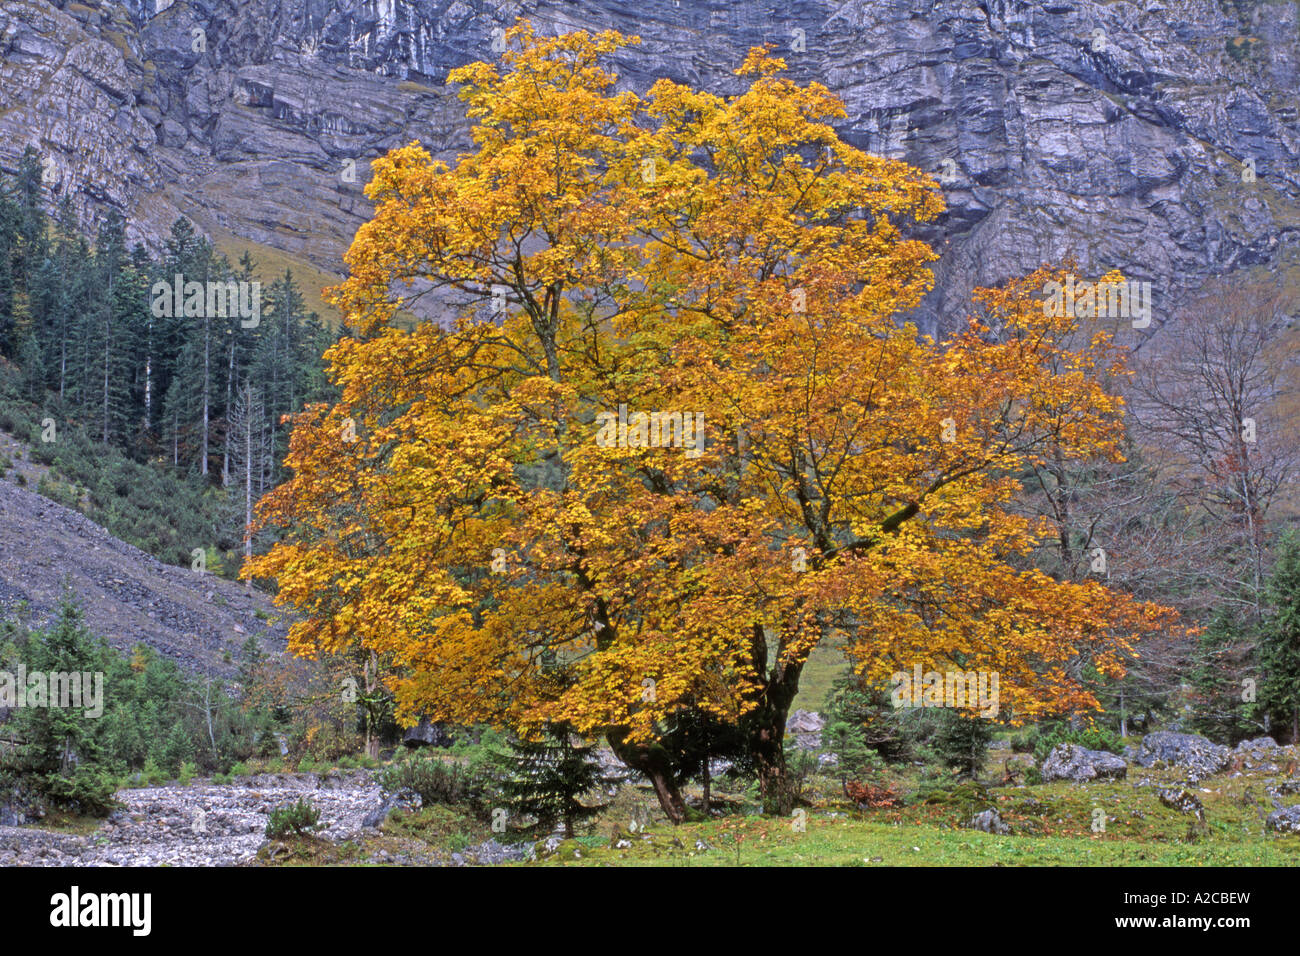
<box><xmin>227</xmin><ymin>382</ymin><xmax>274</xmax><ymax>563</ymax></box>
<box><xmin>1129</xmin><ymin>277</ymin><xmax>1300</xmax><ymax>620</ymax></box>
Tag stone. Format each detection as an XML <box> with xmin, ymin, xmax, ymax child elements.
<box><xmin>1039</xmin><ymin>743</ymin><xmax>1127</xmax><ymax>783</ymax></box>
<box><xmin>1236</xmin><ymin>736</ymin><xmax>1279</xmax><ymax>752</ymax></box>
<box><xmin>1157</xmin><ymin>787</ymin><xmax>1206</xmax><ymax>824</ymax></box>
<box><xmin>1134</xmin><ymin>732</ymin><xmax>1231</xmax><ymax>780</ymax></box>
<box><xmin>1266</xmin><ymin>805</ymin><xmax>1300</xmax><ymax>834</ymax></box>
<box><xmin>786</xmin><ymin>709</ymin><xmax>825</xmax><ymax>751</ymax></box>
<box><xmin>401</xmin><ymin>717</ymin><xmax>452</xmax><ymax>748</ymax></box>
<box><xmin>970</xmin><ymin>809</ymin><xmax>1010</xmax><ymax>834</ymax></box>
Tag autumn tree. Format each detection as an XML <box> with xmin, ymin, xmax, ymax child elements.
<box><xmin>245</xmin><ymin>22</ymin><xmax>1178</xmax><ymax>818</ymax></box>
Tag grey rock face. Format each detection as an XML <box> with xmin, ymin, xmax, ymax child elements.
<box><xmin>1236</xmin><ymin>736</ymin><xmax>1279</xmax><ymax>752</ymax></box>
<box><xmin>1039</xmin><ymin>742</ymin><xmax>1127</xmax><ymax>782</ymax></box>
<box><xmin>1</xmin><ymin>0</ymin><xmax>1297</xmax><ymax>335</ymax></box>
<box><xmin>1134</xmin><ymin>732</ymin><xmax>1231</xmax><ymax>780</ymax></box>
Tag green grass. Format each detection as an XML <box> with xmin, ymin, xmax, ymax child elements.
<box><xmin>523</xmin><ymin>756</ymin><xmax>1300</xmax><ymax>866</ymax></box>
<box><xmin>525</xmin><ymin>801</ymin><xmax>1300</xmax><ymax>866</ymax></box>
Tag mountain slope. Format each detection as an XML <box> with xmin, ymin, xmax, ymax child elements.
<box><xmin>0</xmin><ymin>464</ymin><xmax>285</xmax><ymax>676</ymax></box>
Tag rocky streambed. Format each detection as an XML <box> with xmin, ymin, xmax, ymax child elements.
<box><xmin>0</xmin><ymin>770</ymin><xmax>525</xmax><ymax>867</ymax></box>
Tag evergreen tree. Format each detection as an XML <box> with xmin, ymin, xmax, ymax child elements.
<box><xmin>932</xmin><ymin>709</ymin><xmax>994</xmax><ymax>778</ymax></box>
<box><xmin>86</xmin><ymin>210</ymin><xmax>137</xmax><ymax>444</ymax></box>
<box><xmin>502</xmin><ymin>723</ymin><xmax>606</xmax><ymax>838</ymax></box>
<box><xmin>1189</xmin><ymin>605</ymin><xmax>1258</xmax><ymax>742</ymax></box>
<box><xmin>1259</xmin><ymin>532</ymin><xmax>1300</xmax><ymax>743</ymax></box>
<box><xmin>12</xmin><ymin>591</ymin><xmax>105</xmax><ymax>776</ymax></box>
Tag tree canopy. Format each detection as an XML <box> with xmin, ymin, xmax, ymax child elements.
<box><xmin>245</xmin><ymin>22</ymin><xmax>1179</xmax><ymax>817</ymax></box>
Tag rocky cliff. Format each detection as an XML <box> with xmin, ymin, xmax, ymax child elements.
<box><xmin>2</xmin><ymin>0</ymin><xmax>1297</xmax><ymax>334</ymax></box>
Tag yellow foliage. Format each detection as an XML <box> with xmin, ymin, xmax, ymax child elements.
<box><xmin>244</xmin><ymin>21</ymin><xmax>1179</xmax><ymax>748</ymax></box>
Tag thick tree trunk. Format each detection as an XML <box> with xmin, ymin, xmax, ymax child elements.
<box><xmin>744</xmin><ymin>629</ymin><xmax>804</xmax><ymax>816</ymax></box>
<box><xmin>751</xmin><ymin>706</ymin><xmax>793</xmax><ymax>816</ymax></box>
<box><xmin>608</xmin><ymin>733</ymin><xmax>687</xmax><ymax>824</ymax></box>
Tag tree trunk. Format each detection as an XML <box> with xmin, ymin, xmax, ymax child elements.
<box><xmin>608</xmin><ymin>733</ymin><xmax>687</xmax><ymax>823</ymax></box>
<box><xmin>701</xmin><ymin>756</ymin><xmax>711</xmax><ymax>815</ymax></box>
<box><xmin>744</xmin><ymin>636</ymin><xmax>804</xmax><ymax>816</ymax></box>
<box><xmin>751</xmin><ymin>711</ymin><xmax>792</xmax><ymax>816</ymax></box>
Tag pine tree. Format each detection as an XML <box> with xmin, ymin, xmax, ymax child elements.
<box><xmin>933</xmin><ymin>709</ymin><xmax>994</xmax><ymax>778</ymax></box>
<box><xmin>13</xmin><ymin>591</ymin><xmax>105</xmax><ymax>776</ymax></box>
<box><xmin>86</xmin><ymin>210</ymin><xmax>136</xmax><ymax>444</ymax></box>
<box><xmin>502</xmin><ymin>723</ymin><xmax>607</xmax><ymax>838</ymax></box>
<box><xmin>1259</xmin><ymin>532</ymin><xmax>1300</xmax><ymax>743</ymax></box>
<box><xmin>1189</xmin><ymin>606</ymin><xmax>1257</xmax><ymax>742</ymax></box>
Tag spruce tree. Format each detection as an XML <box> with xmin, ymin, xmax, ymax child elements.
<box><xmin>502</xmin><ymin>723</ymin><xmax>606</xmax><ymax>838</ymax></box>
<box><xmin>14</xmin><ymin>591</ymin><xmax>105</xmax><ymax>776</ymax></box>
<box><xmin>1259</xmin><ymin>532</ymin><xmax>1300</xmax><ymax>743</ymax></box>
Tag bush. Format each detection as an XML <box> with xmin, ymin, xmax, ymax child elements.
<box><xmin>265</xmin><ymin>798</ymin><xmax>322</xmax><ymax>839</ymax></box>
<box><xmin>1032</xmin><ymin>724</ymin><xmax>1125</xmax><ymax>765</ymax></box>
<box><xmin>379</xmin><ymin>752</ymin><xmax>474</xmax><ymax>807</ymax></box>
<box><xmin>1009</xmin><ymin>726</ymin><xmax>1038</xmax><ymax>753</ymax></box>
<box><xmin>39</xmin><ymin>768</ymin><xmax>119</xmax><ymax>817</ymax></box>
<box><xmin>229</xmin><ymin>762</ymin><xmax>252</xmax><ymax>777</ymax></box>
<box><xmin>177</xmin><ymin>761</ymin><xmax>197</xmax><ymax>786</ymax></box>
<box><xmin>141</xmin><ymin>757</ymin><xmax>167</xmax><ymax>786</ymax></box>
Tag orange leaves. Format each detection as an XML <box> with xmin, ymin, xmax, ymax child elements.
<box><xmin>245</xmin><ymin>22</ymin><xmax>1179</xmax><ymax>752</ymax></box>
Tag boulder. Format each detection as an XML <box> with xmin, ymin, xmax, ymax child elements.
<box><xmin>1134</xmin><ymin>732</ymin><xmax>1231</xmax><ymax>779</ymax></box>
<box><xmin>401</xmin><ymin>717</ymin><xmax>452</xmax><ymax>749</ymax></box>
<box><xmin>1236</xmin><ymin>736</ymin><xmax>1278</xmax><ymax>752</ymax></box>
<box><xmin>970</xmin><ymin>809</ymin><xmax>1010</xmax><ymax>834</ymax></box>
<box><xmin>1039</xmin><ymin>743</ymin><xmax>1127</xmax><ymax>783</ymax></box>
<box><xmin>1156</xmin><ymin>787</ymin><xmax>1206</xmax><ymax>824</ymax></box>
<box><xmin>1267</xmin><ymin>805</ymin><xmax>1300</xmax><ymax>834</ymax></box>
<box><xmin>785</xmin><ymin>709</ymin><xmax>825</xmax><ymax>751</ymax></box>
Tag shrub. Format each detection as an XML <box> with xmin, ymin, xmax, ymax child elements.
<box><xmin>229</xmin><ymin>762</ymin><xmax>252</xmax><ymax>777</ymax></box>
<box><xmin>39</xmin><ymin>768</ymin><xmax>119</xmax><ymax>817</ymax></box>
<box><xmin>823</xmin><ymin>719</ymin><xmax>886</xmax><ymax>792</ymax></box>
<box><xmin>141</xmin><ymin>757</ymin><xmax>167</xmax><ymax>786</ymax></box>
<box><xmin>177</xmin><ymin>761</ymin><xmax>197</xmax><ymax>786</ymax></box>
<box><xmin>1032</xmin><ymin>724</ymin><xmax>1125</xmax><ymax>765</ymax></box>
<box><xmin>265</xmin><ymin>798</ymin><xmax>322</xmax><ymax>839</ymax></box>
<box><xmin>1009</xmin><ymin>726</ymin><xmax>1038</xmax><ymax>753</ymax></box>
<box><xmin>379</xmin><ymin>752</ymin><xmax>474</xmax><ymax>807</ymax></box>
